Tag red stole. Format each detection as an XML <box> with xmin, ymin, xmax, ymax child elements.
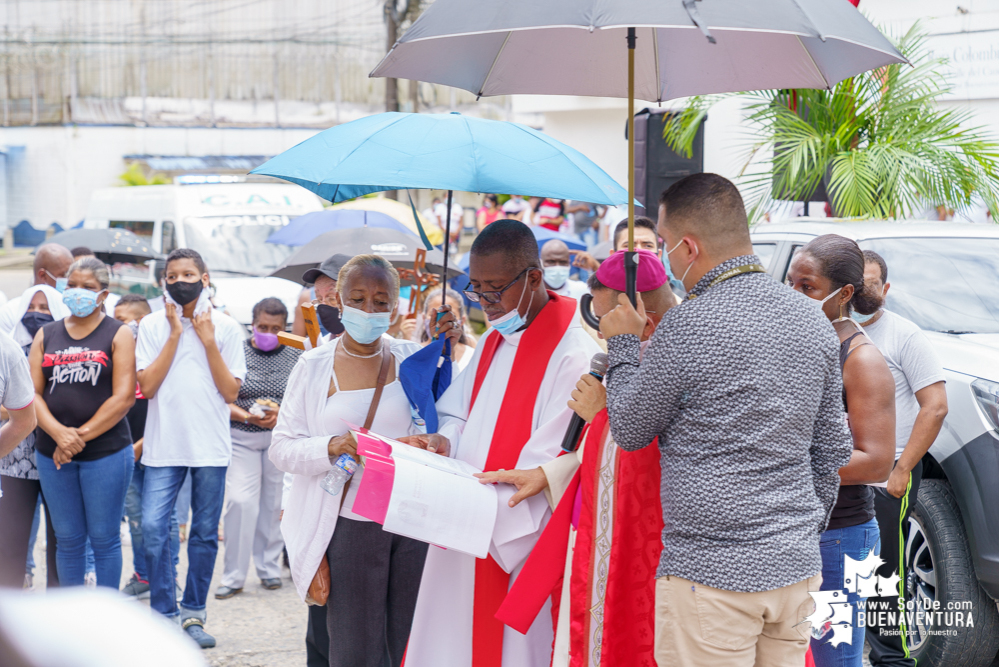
<box><xmin>469</xmin><ymin>292</ymin><xmax>577</xmax><ymax>667</ymax></box>
<box><xmin>496</xmin><ymin>409</ymin><xmax>664</xmax><ymax>667</ymax></box>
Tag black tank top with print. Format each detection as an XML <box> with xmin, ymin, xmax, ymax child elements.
<box><xmin>35</xmin><ymin>317</ymin><xmax>132</xmax><ymax>461</ymax></box>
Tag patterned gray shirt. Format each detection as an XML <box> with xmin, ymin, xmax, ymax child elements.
<box><xmin>606</xmin><ymin>255</ymin><xmax>853</xmax><ymax>593</ymax></box>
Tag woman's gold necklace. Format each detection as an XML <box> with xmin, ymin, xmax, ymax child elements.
<box><xmin>340</xmin><ymin>339</ymin><xmax>383</xmax><ymax>359</ymax></box>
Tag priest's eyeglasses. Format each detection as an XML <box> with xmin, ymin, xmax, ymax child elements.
<box><xmin>462</xmin><ymin>267</ymin><xmax>537</xmax><ymax>304</ymax></box>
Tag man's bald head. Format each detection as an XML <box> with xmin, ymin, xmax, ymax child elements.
<box><xmin>33</xmin><ymin>243</ymin><xmax>74</xmax><ymax>287</ymax></box>
<box><xmin>470</xmin><ymin>219</ymin><xmax>540</xmax><ymax>273</ymax></box>
<box><xmin>540</xmin><ymin>240</ymin><xmax>570</xmax><ymax>268</ymax></box>
<box><xmin>658</xmin><ymin>173</ymin><xmax>750</xmax><ymax>255</ymax></box>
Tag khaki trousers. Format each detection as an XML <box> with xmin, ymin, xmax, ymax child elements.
<box><xmin>654</xmin><ymin>573</ymin><xmax>822</xmax><ymax>667</ymax></box>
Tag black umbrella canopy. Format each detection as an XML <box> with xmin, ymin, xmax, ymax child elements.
<box><xmin>269</xmin><ymin>227</ymin><xmax>465</xmax><ymax>285</ymax></box>
<box><xmin>42</xmin><ymin>229</ymin><xmax>164</xmax><ymax>265</ymax></box>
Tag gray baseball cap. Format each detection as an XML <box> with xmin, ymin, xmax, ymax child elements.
<box><xmin>302</xmin><ymin>253</ymin><xmax>352</xmax><ymax>285</ymax></box>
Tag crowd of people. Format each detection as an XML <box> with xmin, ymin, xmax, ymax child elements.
<box><xmin>0</xmin><ymin>172</ymin><xmax>947</xmax><ymax>667</ymax></box>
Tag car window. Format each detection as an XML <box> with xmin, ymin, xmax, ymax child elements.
<box><xmin>861</xmin><ymin>237</ymin><xmax>999</xmax><ymax>334</ymax></box>
<box><xmin>752</xmin><ymin>243</ymin><xmax>778</xmax><ymax>271</ymax></box>
<box><xmin>780</xmin><ymin>244</ymin><xmax>805</xmax><ymax>282</ymax></box>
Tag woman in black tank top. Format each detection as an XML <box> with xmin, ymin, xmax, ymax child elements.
<box><xmin>29</xmin><ymin>257</ymin><xmax>137</xmax><ymax>588</ymax></box>
<box><xmin>787</xmin><ymin>235</ymin><xmax>896</xmax><ymax>667</ymax></box>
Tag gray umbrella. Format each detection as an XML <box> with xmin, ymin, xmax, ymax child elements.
<box><xmin>372</xmin><ymin>0</ymin><xmax>904</xmax><ymax>101</ymax></box>
<box><xmin>372</xmin><ymin>0</ymin><xmax>905</xmax><ymax>300</ymax></box>
<box><xmin>269</xmin><ymin>227</ymin><xmax>464</xmax><ymax>285</ymax></box>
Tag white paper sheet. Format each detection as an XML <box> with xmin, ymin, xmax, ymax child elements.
<box><xmin>383</xmin><ymin>457</ymin><xmax>498</xmax><ymax>558</ymax></box>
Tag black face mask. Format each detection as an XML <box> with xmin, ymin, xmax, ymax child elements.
<box><xmin>316</xmin><ymin>304</ymin><xmax>345</xmax><ymax>337</ymax></box>
<box><xmin>165</xmin><ymin>279</ymin><xmax>203</xmax><ymax>306</ymax></box>
<box><xmin>21</xmin><ymin>311</ymin><xmax>53</xmax><ymax>339</ymax></box>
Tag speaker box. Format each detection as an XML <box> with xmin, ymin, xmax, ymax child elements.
<box><xmin>630</xmin><ymin>108</ymin><xmax>706</xmax><ymax>215</ymax></box>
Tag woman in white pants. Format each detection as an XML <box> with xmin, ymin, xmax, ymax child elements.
<box><xmin>216</xmin><ymin>298</ymin><xmax>301</xmax><ymax>599</ymax></box>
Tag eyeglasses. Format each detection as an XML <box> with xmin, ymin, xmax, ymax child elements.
<box><xmin>463</xmin><ymin>267</ymin><xmax>537</xmax><ymax>304</ymax></box>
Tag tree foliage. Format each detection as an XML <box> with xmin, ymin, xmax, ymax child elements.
<box><xmin>118</xmin><ymin>162</ymin><xmax>170</xmax><ymax>186</ymax></box>
<box><xmin>663</xmin><ymin>25</ymin><xmax>999</xmax><ymax>221</ymax></box>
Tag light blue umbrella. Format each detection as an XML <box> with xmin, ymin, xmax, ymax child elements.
<box><xmin>250</xmin><ymin>112</ymin><xmax>630</xmax><ymax>206</ymax></box>
<box><xmin>265</xmin><ymin>208</ymin><xmax>415</xmax><ymax>246</ymax></box>
<box><xmin>252</xmin><ymin>111</ymin><xmax>630</xmax><ymax>432</ymax></box>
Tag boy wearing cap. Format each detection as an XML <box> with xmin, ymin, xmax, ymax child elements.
<box><xmin>484</xmin><ymin>249</ymin><xmax>673</xmax><ymax>667</ymax></box>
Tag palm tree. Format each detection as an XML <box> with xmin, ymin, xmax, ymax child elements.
<box><xmin>663</xmin><ymin>24</ymin><xmax>999</xmax><ymax>221</ymax></box>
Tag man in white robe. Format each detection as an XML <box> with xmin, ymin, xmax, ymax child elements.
<box><xmin>405</xmin><ymin>220</ymin><xmax>599</xmax><ymax>667</ymax></box>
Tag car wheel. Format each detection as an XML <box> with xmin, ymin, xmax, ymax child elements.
<box><xmin>905</xmin><ymin>479</ymin><xmax>999</xmax><ymax>667</ymax></box>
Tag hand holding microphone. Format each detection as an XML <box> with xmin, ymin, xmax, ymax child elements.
<box><xmin>562</xmin><ymin>353</ymin><xmax>609</xmax><ymax>452</ymax></box>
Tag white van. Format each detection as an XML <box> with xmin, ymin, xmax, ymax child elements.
<box><xmin>83</xmin><ymin>182</ymin><xmax>323</xmax><ymax>326</ymax></box>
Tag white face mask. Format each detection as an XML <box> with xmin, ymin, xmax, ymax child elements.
<box><xmin>543</xmin><ymin>266</ymin><xmax>570</xmax><ymax>289</ymax></box>
<box><xmin>666</xmin><ymin>237</ymin><xmax>696</xmax><ymax>285</ymax></box>
<box><xmin>808</xmin><ymin>286</ymin><xmax>844</xmax><ymax>313</ymax></box>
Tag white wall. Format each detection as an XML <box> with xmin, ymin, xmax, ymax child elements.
<box><xmin>0</xmin><ymin>125</ymin><xmax>324</xmax><ymax>231</ymax></box>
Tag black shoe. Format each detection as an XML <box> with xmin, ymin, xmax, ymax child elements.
<box><xmin>260</xmin><ymin>578</ymin><xmax>282</xmax><ymax>590</ymax></box>
<box><xmin>183</xmin><ymin>620</ymin><xmax>216</xmax><ymax>649</ymax></box>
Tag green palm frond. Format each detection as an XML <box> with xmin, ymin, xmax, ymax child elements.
<box><xmin>662</xmin><ymin>22</ymin><xmax>999</xmax><ymax>222</ymax></box>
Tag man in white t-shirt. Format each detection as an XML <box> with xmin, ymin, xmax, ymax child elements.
<box><xmin>136</xmin><ymin>249</ymin><xmax>247</xmax><ymax>650</ymax></box>
<box><xmin>0</xmin><ymin>334</ymin><xmax>38</xmax><ymax>492</ymax></box>
<box><xmin>859</xmin><ymin>250</ymin><xmax>948</xmax><ymax>667</ymax></box>
<box><xmin>540</xmin><ymin>240</ymin><xmax>589</xmax><ymax>301</ymax></box>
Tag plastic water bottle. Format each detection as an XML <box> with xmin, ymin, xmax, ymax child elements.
<box><xmin>321</xmin><ymin>454</ymin><xmax>358</xmax><ymax>496</ymax></box>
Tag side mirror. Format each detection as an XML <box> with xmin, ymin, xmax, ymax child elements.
<box><xmin>579</xmin><ymin>293</ymin><xmax>601</xmax><ymax>330</ymax></box>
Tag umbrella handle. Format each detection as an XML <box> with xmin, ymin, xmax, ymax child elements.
<box><xmin>579</xmin><ymin>294</ymin><xmax>601</xmax><ymax>331</ymax></box>
<box><xmin>624</xmin><ymin>250</ymin><xmax>638</xmax><ymax>306</ymax></box>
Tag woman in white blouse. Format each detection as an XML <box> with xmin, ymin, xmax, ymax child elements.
<box><xmin>271</xmin><ymin>255</ymin><xmax>448</xmax><ymax>667</ymax></box>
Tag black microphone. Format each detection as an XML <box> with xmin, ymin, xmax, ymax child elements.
<box><xmin>561</xmin><ymin>352</ymin><xmax>610</xmax><ymax>453</ymax></box>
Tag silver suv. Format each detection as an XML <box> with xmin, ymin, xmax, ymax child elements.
<box><xmin>751</xmin><ymin>220</ymin><xmax>999</xmax><ymax>667</ymax></box>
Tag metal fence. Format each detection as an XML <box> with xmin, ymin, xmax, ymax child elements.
<box><xmin>0</xmin><ymin>0</ymin><xmax>486</xmax><ymax>127</ymax></box>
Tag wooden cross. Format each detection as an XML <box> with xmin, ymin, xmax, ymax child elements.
<box><xmin>277</xmin><ymin>302</ymin><xmax>322</xmax><ymax>351</ymax></box>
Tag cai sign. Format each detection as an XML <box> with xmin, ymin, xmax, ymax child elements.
<box><xmin>928</xmin><ymin>30</ymin><xmax>999</xmax><ymax>100</ymax></box>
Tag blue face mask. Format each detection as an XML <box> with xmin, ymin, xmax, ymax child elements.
<box><xmin>340</xmin><ymin>305</ymin><xmax>392</xmax><ymax>345</ymax></box>
<box><xmin>852</xmin><ymin>308</ymin><xmax>880</xmax><ymax>324</ymax></box>
<box><xmin>489</xmin><ymin>277</ymin><xmax>533</xmax><ymax>337</ymax></box>
<box><xmin>46</xmin><ymin>271</ymin><xmax>67</xmax><ymax>293</ymax></box>
<box><xmin>63</xmin><ymin>288</ymin><xmax>105</xmax><ymax>318</ymax></box>
<box><xmin>543</xmin><ymin>266</ymin><xmax>570</xmax><ymax>289</ymax></box>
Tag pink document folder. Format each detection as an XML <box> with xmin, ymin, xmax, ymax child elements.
<box><xmin>352</xmin><ymin>432</ymin><xmax>395</xmax><ymax>525</ymax></box>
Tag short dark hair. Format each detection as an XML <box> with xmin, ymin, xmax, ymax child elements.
<box><xmin>658</xmin><ymin>173</ymin><xmax>749</xmax><ymax>251</ymax></box>
<box><xmin>587</xmin><ymin>272</ymin><xmax>607</xmax><ymax>292</ymax></box>
<box><xmin>165</xmin><ymin>248</ymin><xmax>207</xmax><ymax>274</ymax></box>
<box><xmin>800</xmin><ymin>234</ymin><xmax>882</xmax><ymax>316</ymax></box>
<box><xmin>117</xmin><ymin>293</ymin><xmax>151</xmax><ymax>315</ymax></box>
<box><xmin>613</xmin><ymin>216</ymin><xmax>658</xmax><ymax>249</ymax></box>
<box><xmin>252</xmin><ymin>297</ymin><xmax>288</xmax><ymax>324</ymax></box>
<box><xmin>862</xmin><ymin>250</ymin><xmax>888</xmax><ymax>284</ymax></box>
<box><xmin>70</xmin><ymin>246</ymin><xmax>94</xmax><ymax>258</ymax></box>
<box><xmin>470</xmin><ymin>219</ymin><xmax>540</xmax><ymax>272</ymax></box>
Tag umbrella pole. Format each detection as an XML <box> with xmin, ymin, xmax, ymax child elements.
<box><xmin>625</xmin><ymin>27</ymin><xmax>638</xmax><ymax>306</ymax></box>
<box><xmin>443</xmin><ymin>189</ymin><xmax>452</xmax><ymax>293</ymax></box>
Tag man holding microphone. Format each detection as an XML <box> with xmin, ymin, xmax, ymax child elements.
<box><xmin>599</xmin><ymin>174</ymin><xmax>854</xmax><ymax>667</ymax></box>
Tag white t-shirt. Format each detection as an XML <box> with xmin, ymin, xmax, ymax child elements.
<box><xmin>136</xmin><ymin>304</ymin><xmax>247</xmax><ymax>467</ymax></box>
<box><xmin>0</xmin><ymin>333</ymin><xmax>37</xmax><ymax>496</ymax></box>
<box><xmin>0</xmin><ymin>296</ymin><xmax>23</xmax><ymax>336</ymax></box>
<box><xmin>553</xmin><ymin>278</ymin><xmax>589</xmax><ymax>302</ymax></box>
<box><xmin>863</xmin><ymin>310</ymin><xmax>946</xmax><ymax>470</ymax></box>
